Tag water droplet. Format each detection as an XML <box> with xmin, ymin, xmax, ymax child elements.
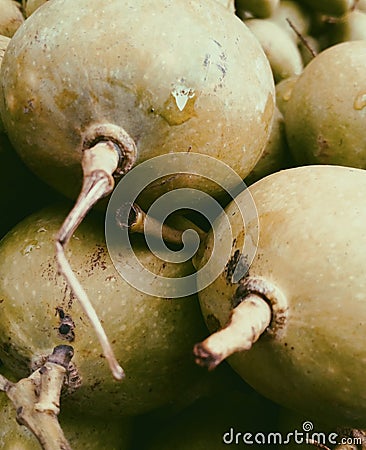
<box><xmin>354</xmin><ymin>92</ymin><xmax>366</xmax><ymax>110</ymax></box>
<box><xmin>37</xmin><ymin>227</ymin><xmax>47</xmax><ymax>233</ymax></box>
<box><xmin>21</xmin><ymin>240</ymin><xmax>39</xmax><ymax>255</ymax></box>
<box><xmin>171</xmin><ymin>84</ymin><xmax>195</xmax><ymax>112</ymax></box>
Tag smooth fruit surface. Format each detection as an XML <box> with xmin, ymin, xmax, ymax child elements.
<box><xmin>0</xmin><ymin>0</ymin><xmax>274</xmax><ymax>202</ymax></box>
<box><xmin>196</xmin><ymin>165</ymin><xmax>366</xmax><ymax>427</ymax></box>
<box><xmin>0</xmin><ymin>204</ymin><xmax>216</xmax><ymax>416</ymax></box>
<box><xmin>285</xmin><ymin>41</ymin><xmax>366</xmax><ymax>168</ymax></box>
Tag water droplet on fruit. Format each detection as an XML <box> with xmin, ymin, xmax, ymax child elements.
<box><xmin>354</xmin><ymin>92</ymin><xmax>366</xmax><ymax>110</ymax></box>
<box><xmin>21</xmin><ymin>240</ymin><xmax>39</xmax><ymax>255</ymax></box>
<box><xmin>171</xmin><ymin>84</ymin><xmax>195</xmax><ymax>111</ymax></box>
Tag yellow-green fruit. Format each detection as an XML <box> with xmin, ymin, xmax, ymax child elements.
<box><xmin>245</xmin><ymin>19</ymin><xmax>303</xmax><ymax>82</ymax></box>
<box><xmin>0</xmin><ymin>34</ymin><xmax>10</xmax><ymax>133</ymax></box>
<box><xmin>215</xmin><ymin>0</ymin><xmax>235</xmax><ymax>12</ymax></box>
<box><xmin>297</xmin><ymin>0</ymin><xmax>355</xmax><ymax>17</ymax></box>
<box><xmin>0</xmin><ymin>204</ymin><xmax>217</xmax><ymax>416</ymax></box>
<box><xmin>235</xmin><ymin>0</ymin><xmax>280</xmax><ymax>18</ymax></box>
<box><xmin>244</xmin><ymin>107</ymin><xmax>293</xmax><ymax>185</ymax></box>
<box><xmin>267</xmin><ymin>0</ymin><xmax>311</xmax><ymax>43</ymax></box>
<box><xmin>0</xmin><ymin>0</ymin><xmax>274</xmax><ymax>203</ymax></box>
<box><xmin>22</xmin><ymin>0</ymin><xmax>48</xmax><ymax>17</ymax></box>
<box><xmin>0</xmin><ymin>391</ymin><xmax>133</xmax><ymax>449</ymax></box>
<box><xmin>196</xmin><ymin>165</ymin><xmax>366</xmax><ymax>427</ymax></box>
<box><xmin>0</xmin><ymin>0</ymin><xmax>24</xmax><ymax>37</ymax></box>
<box><xmin>284</xmin><ymin>41</ymin><xmax>366</xmax><ymax>168</ymax></box>
<box><xmin>328</xmin><ymin>9</ymin><xmax>366</xmax><ymax>44</ymax></box>
<box><xmin>275</xmin><ymin>75</ymin><xmax>298</xmax><ymax>116</ymax></box>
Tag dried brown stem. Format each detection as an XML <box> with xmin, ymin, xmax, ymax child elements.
<box><xmin>123</xmin><ymin>203</ymin><xmax>205</xmax><ymax>246</ymax></box>
<box><xmin>286</xmin><ymin>18</ymin><xmax>317</xmax><ymax>58</ymax></box>
<box><xmin>0</xmin><ymin>345</ymin><xmax>74</xmax><ymax>450</ymax></box>
<box><xmin>193</xmin><ymin>293</ymin><xmax>271</xmax><ymax>370</ymax></box>
<box><xmin>55</xmin><ymin>141</ymin><xmax>125</xmax><ymax>380</ymax></box>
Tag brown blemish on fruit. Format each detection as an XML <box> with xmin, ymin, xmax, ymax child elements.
<box><xmin>206</xmin><ymin>314</ymin><xmax>221</xmax><ymax>333</ymax></box>
<box><xmin>225</xmin><ymin>250</ymin><xmax>250</xmax><ymax>285</ymax></box>
<box><xmin>87</xmin><ymin>245</ymin><xmax>108</xmax><ymax>275</ymax></box>
<box><xmin>315</xmin><ymin>135</ymin><xmax>330</xmax><ymax>158</ymax></box>
<box><xmin>55</xmin><ymin>307</ymin><xmax>75</xmax><ymax>342</ymax></box>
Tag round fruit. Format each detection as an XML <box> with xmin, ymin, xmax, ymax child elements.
<box><xmin>194</xmin><ymin>165</ymin><xmax>366</xmax><ymax>428</ymax></box>
<box><xmin>235</xmin><ymin>0</ymin><xmax>280</xmax><ymax>19</ymax></box>
<box><xmin>284</xmin><ymin>41</ymin><xmax>366</xmax><ymax>168</ymax></box>
<box><xmin>327</xmin><ymin>9</ymin><xmax>366</xmax><ymax>45</ymax></box>
<box><xmin>244</xmin><ymin>18</ymin><xmax>303</xmax><ymax>82</ymax></box>
<box><xmin>0</xmin><ymin>0</ymin><xmax>274</xmax><ymax>203</ymax></box>
<box><xmin>0</xmin><ymin>204</ymin><xmax>217</xmax><ymax>416</ymax></box>
<box><xmin>0</xmin><ymin>0</ymin><xmax>24</xmax><ymax>38</ymax></box>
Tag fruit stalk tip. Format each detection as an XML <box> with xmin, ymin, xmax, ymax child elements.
<box><xmin>193</xmin><ymin>293</ymin><xmax>272</xmax><ymax>370</ymax></box>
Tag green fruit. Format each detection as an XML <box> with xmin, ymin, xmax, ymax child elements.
<box><xmin>0</xmin><ymin>0</ymin><xmax>275</xmax><ymax>203</ymax></box>
<box><xmin>195</xmin><ymin>165</ymin><xmax>366</xmax><ymax>427</ymax></box>
<box><xmin>235</xmin><ymin>0</ymin><xmax>280</xmax><ymax>19</ymax></box>
<box><xmin>0</xmin><ymin>204</ymin><xmax>223</xmax><ymax>416</ymax></box>
<box><xmin>145</xmin><ymin>389</ymin><xmax>279</xmax><ymax>450</ymax></box>
<box><xmin>0</xmin><ymin>390</ymin><xmax>134</xmax><ymax>449</ymax></box>
<box><xmin>244</xmin><ymin>19</ymin><xmax>303</xmax><ymax>82</ymax></box>
<box><xmin>284</xmin><ymin>41</ymin><xmax>366</xmax><ymax>168</ymax></box>
<box><xmin>275</xmin><ymin>75</ymin><xmax>298</xmax><ymax>116</ymax></box>
<box><xmin>0</xmin><ymin>0</ymin><xmax>24</xmax><ymax>38</ymax></box>
<box><xmin>244</xmin><ymin>107</ymin><xmax>293</xmax><ymax>185</ymax></box>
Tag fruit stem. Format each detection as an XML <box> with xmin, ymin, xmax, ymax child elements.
<box><xmin>0</xmin><ymin>345</ymin><xmax>74</xmax><ymax>450</ymax></box>
<box><xmin>122</xmin><ymin>203</ymin><xmax>206</xmax><ymax>246</ymax></box>
<box><xmin>55</xmin><ymin>141</ymin><xmax>125</xmax><ymax>380</ymax></box>
<box><xmin>193</xmin><ymin>293</ymin><xmax>271</xmax><ymax>370</ymax></box>
<box><xmin>286</xmin><ymin>18</ymin><xmax>317</xmax><ymax>58</ymax></box>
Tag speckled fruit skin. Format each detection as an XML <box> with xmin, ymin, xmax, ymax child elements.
<box><xmin>284</xmin><ymin>41</ymin><xmax>366</xmax><ymax>169</ymax></box>
<box><xmin>0</xmin><ymin>204</ymin><xmax>214</xmax><ymax>416</ymax></box>
<box><xmin>196</xmin><ymin>165</ymin><xmax>366</xmax><ymax>427</ymax></box>
<box><xmin>0</xmin><ymin>0</ymin><xmax>274</xmax><ymax>203</ymax></box>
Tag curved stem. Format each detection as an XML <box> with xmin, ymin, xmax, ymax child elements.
<box><xmin>125</xmin><ymin>204</ymin><xmax>203</xmax><ymax>246</ymax></box>
<box><xmin>0</xmin><ymin>345</ymin><xmax>74</xmax><ymax>450</ymax></box>
<box><xmin>55</xmin><ymin>141</ymin><xmax>125</xmax><ymax>381</ymax></box>
<box><xmin>193</xmin><ymin>293</ymin><xmax>271</xmax><ymax>370</ymax></box>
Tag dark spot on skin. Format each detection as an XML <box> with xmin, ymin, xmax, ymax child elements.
<box><xmin>0</xmin><ymin>298</ymin><xmax>4</xmax><ymax>304</ymax></box>
<box><xmin>23</xmin><ymin>99</ymin><xmax>35</xmax><ymax>114</ymax></box>
<box><xmin>225</xmin><ymin>250</ymin><xmax>250</xmax><ymax>285</ymax></box>
<box><xmin>56</xmin><ymin>307</ymin><xmax>75</xmax><ymax>342</ymax></box>
<box><xmin>206</xmin><ymin>314</ymin><xmax>221</xmax><ymax>333</ymax></box>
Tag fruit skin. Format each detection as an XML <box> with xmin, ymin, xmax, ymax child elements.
<box><xmin>0</xmin><ymin>0</ymin><xmax>274</xmax><ymax>203</ymax></box>
<box><xmin>284</xmin><ymin>41</ymin><xmax>366</xmax><ymax>168</ymax></box>
<box><xmin>327</xmin><ymin>9</ymin><xmax>366</xmax><ymax>45</ymax></box>
<box><xmin>0</xmin><ymin>204</ymin><xmax>217</xmax><ymax>416</ymax></box>
<box><xmin>244</xmin><ymin>107</ymin><xmax>293</xmax><ymax>185</ymax></box>
<box><xmin>196</xmin><ymin>165</ymin><xmax>366</xmax><ymax>427</ymax></box>
<box><xmin>244</xmin><ymin>18</ymin><xmax>303</xmax><ymax>82</ymax></box>
<box><xmin>0</xmin><ymin>388</ymin><xmax>134</xmax><ymax>449</ymax></box>
<box><xmin>0</xmin><ymin>0</ymin><xmax>24</xmax><ymax>38</ymax></box>
<box><xmin>235</xmin><ymin>0</ymin><xmax>280</xmax><ymax>19</ymax></box>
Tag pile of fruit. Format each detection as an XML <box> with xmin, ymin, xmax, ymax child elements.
<box><xmin>1</xmin><ymin>0</ymin><xmax>366</xmax><ymax>449</ymax></box>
